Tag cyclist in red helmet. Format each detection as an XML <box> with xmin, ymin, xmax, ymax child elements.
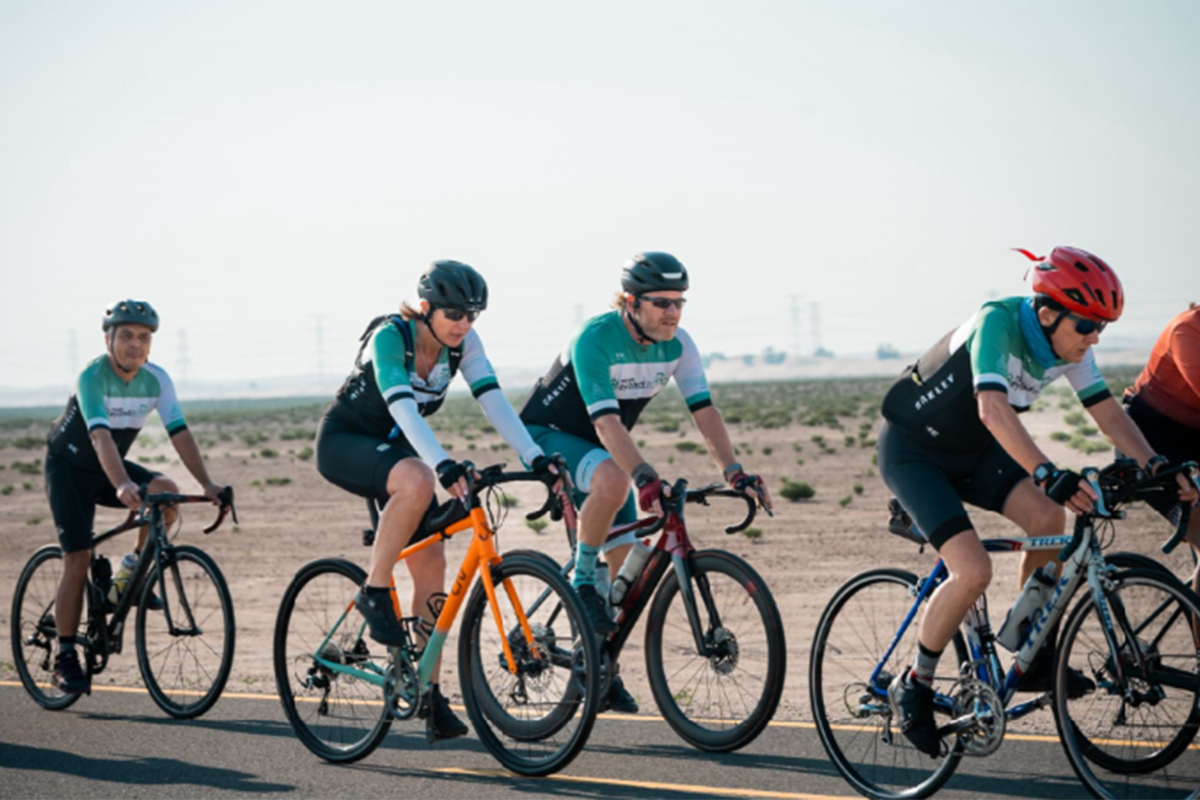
<box><xmin>876</xmin><ymin>247</ymin><xmax>1196</xmax><ymax>757</ymax></box>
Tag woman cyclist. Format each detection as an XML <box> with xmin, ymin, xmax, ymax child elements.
<box><xmin>1123</xmin><ymin>302</ymin><xmax>1200</xmax><ymax>594</ymax></box>
<box><xmin>315</xmin><ymin>260</ymin><xmax>556</xmax><ymax>743</ymax></box>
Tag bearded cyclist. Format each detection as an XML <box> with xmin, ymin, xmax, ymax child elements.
<box><xmin>877</xmin><ymin>247</ymin><xmax>1197</xmax><ymax>757</ymax></box>
<box><xmin>519</xmin><ymin>251</ymin><xmax>772</xmax><ymax>714</ymax></box>
<box><xmin>45</xmin><ymin>300</ymin><xmax>225</xmax><ymax>695</ymax></box>
<box><xmin>1122</xmin><ymin>302</ymin><xmax>1200</xmax><ymax>595</ymax></box>
<box><xmin>315</xmin><ymin>260</ymin><xmax>558</xmax><ymax>743</ymax></box>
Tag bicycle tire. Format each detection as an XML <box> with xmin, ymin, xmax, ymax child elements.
<box><xmin>274</xmin><ymin>558</ymin><xmax>392</xmax><ymax>763</ymax></box>
<box><xmin>458</xmin><ymin>552</ymin><xmax>602</xmax><ymax>776</ymax></box>
<box><xmin>1054</xmin><ymin>567</ymin><xmax>1200</xmax><ymax>799</ymax></box>
<box><xmin>10</xmin><ymin>545</ymin><xmax>83</xmax><ymax>711</ymax></box>
<box><xmin>810</xmin><ymin>568</ymin><xmax>966</xmax><ymax>800</ymax></box>
<box><xmin>644</xmin><ymin>549</ymin><xmax>786</xmax><ymax>753</ymax></box>
<box><xmin>136</xmin><ymin>545</ymin><xmax>235</xmax><ymax>719</ymax></box>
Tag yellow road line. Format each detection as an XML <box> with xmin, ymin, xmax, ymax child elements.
<box><xmin>4</xmin><ymin>680</ymin><xmax>1194</xmax><ymax>750</ymax></box>
<box><xmin>436</xmin><ymin>767</ymin><xmax>850</xmax><ymax>799</ymax></box>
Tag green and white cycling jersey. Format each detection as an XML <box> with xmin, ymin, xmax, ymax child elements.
<box><xmin>881</xmin><ymin>296</ymin><xmax>1111</xmax><ymax>452</ymax></box>
<box><xmin>48</xmin><ymin>356</ymin><xmax>188</xmax><ymax>470</ymax></box>
<box><xmin>329</xmin><ymin>316</ymin><xmax>539</xmax><ymax>468</ymax></box>
<box><xmin>520</xmin><ymin>310</ymin><xmax>712</xmax><ymax>444</ymax></box>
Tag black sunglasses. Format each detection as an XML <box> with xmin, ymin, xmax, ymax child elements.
<box><xmin>640</xmin><ymin>296</ymin><xmax>687</xmax><ymax>311</ymax></box>
<box><xmin>1068</xmin><ymin>313</ymin><xmax>1107</xmax><ymax>335</ymax></box>
<box><xmin>438</xmin><ymin>306</ymin><xmax>480</xmax><ymax>323</ymax></box>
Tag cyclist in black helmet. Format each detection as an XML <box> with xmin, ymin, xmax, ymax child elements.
<box><xmin>520</xmin><ymin>252</ymin><xmax>772</xmax><ymax>714</ymax></box>
<box><xmin>45</xmin><ymin>300</ymin><xmax>225</xmax><ymax>695</ymax></box>
<box><xmin>315</xmin><ymin>260</ymin><xmax>559</xmax><ymax>743</ymax></box>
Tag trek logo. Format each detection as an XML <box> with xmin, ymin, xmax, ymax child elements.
<box><xmin>913</xmin><ymin>373</ymin><xmax>955</xmax><ymax>411</ymax></box>
<box><xmin>1023</xmin><ymin>571</ymin><xmax>1072</xmax><ymax>647</ymax></box>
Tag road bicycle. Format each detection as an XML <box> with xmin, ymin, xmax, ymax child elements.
<box><xmin>506</xmin><ymin>477</ymin><xmax>787</xmax><ymax>753</ymax></box>
<box><xmin>273</xmin><ymin>462</ymin><xmax>603</xmax><ymax>777</ymax></box>
<box><xmin>810</xmin><ymin>459</ymin><xmax>1200</xmax><ymax>799</ymax></box>
<box><xmin>11</xmin><ymin>486</ymin><xmax>238</xmax><ymax>719</ymax></box>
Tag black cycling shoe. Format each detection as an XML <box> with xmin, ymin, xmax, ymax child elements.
<box><xmin>576</xmin><ymin>584</ymin><xmax>618</xmax><ymax>635</ymax></box>
<box><xmin>603</xmin><ymin>676</ymin><xmax>639</xmax><ymax>714</ymax></box>
<box><xmin>1019</xmin><ymin>646</ymin><xmax>1096</xmax><ymax>698</ymax></box>
<box><xmin>354</xmin><ymin>586</ymin><xmax>404</xmax><ymax>646</ymax></box>
<box><xmin>53</xmin><ymin>650</ymin><xmax>91</xmax><ymax>695</ymax></box>
<box><xmin>888</xmin><ymin>673</ymin><xmax>941</xmax><ymax>758</ymax></box>
<box><xmin>426</xmin><ymin>685</ymin><xmax>469</xmax><ymax>743</ymax></box>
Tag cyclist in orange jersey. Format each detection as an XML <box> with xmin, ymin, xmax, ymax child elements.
<box><xmin>1123</xmin><ymin>302</ymin><xmax>1200</xmax><ymax>594</ymax></box>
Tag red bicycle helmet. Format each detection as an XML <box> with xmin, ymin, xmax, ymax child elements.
<box><xmin>1015</xmin><ymin>246</ymin><xmax>1124</xmax><ymax>322</ymax></box>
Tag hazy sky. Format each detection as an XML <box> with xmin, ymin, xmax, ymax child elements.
<box><xmin>2</xmin><ymin>1</ymin><xmax>1198</xmax><ymax>394</ymax></box>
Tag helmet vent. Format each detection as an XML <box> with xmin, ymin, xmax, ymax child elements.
<box><xmin>1064</xmin><ymin>288</ymin><xmax>1086</xmax><ymax>306</ymax></box>
<box><xmin>1072</xmin><ymin>260</ymin><xmax>1091</xmax><ymax>273</ymax></box>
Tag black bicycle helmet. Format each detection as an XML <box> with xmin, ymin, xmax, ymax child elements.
<box><xmin>417</xmin><ymin>260</ymin><xmax>488</xmax><ymax>311</ymax></box>
<box><xmin>102</xmin><ymin>299</ymin><xmax>159</xmax><ymax>332</ymax></box>
<box><xmin>621</xmin><ymin>252</ymin><xmax>689</xmax><ymax>294</ymax></box>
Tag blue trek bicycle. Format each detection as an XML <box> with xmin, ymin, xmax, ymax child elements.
<box><xmin>809</xmin><ymin>459</ymin><xmax>1200</xmax><ymax>800</ymax></box>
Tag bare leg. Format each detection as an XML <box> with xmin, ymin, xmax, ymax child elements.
<box><xmin>918</xmin><ymin>530</ymin><xmax>993</xmax><ymax>652</ymax></box>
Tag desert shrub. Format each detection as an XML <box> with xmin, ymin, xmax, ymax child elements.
<box><xmin>838</xmin><ymin>495</ymin><xmax>853</xmax><ymax>507</ymax></box>
<box><xmin>296</xmin><ymin>446</ymin><xmax>314</xmax><ymax>460</ymax></box>
<box><xmin>674</xmin><ymin>441</ymin><xmax>701</xmax><ymax>452</ymax></box>
<box><xmin>10</xmin><ymin>436</ymin><xmax>41</xmax><ymax>450</ymax></box>
<box><xmin>265</xmin><ymin>476</ymin><xmax>291</xmax><ymax>486</ymax></box>
<box><xmin>526</xmin><ymin>517</ymin><xmax>548</xmax><ymax>534</ymax></box>
<box><xmin>741</xmin><ymin>526</ymin><xmax>763</xmax><ymax>543</ymax></box>
<box><xmin>279</xmin><ymin>428</ymin><xmax>316</xmax><ymax>441</ymax></box>
<box><xmin>1049</xmin><ymin>431</ymin><xmax>1071</xmax><ymax>442</ymax></box>
<box><xmin>260</xmin><ymin>448</ymin><xmax>278</xmax><ymax>459</ymax></box>
<box><xmin>762</xmin><ymin>446</ymin><xmax>773</xmax><ymax>456</ymax></box>
<box><xmin>779</xmin><ymin>479</ymin><xmax>815</xmax><ymax>501</ymax></box>
<box><xmin>853</xmin><ymin>483</ymin><xmax>864</xmax><ymax>495</ymax></box>
<box><xmin>1063</xmin><ymin>411</ymin><xmax>1086</xmax><ymax>426</ymax></box>
<box><xmin>0</xmin><ymin>484</ymin><xmax>12</xmax><ymax>495</ymax></box>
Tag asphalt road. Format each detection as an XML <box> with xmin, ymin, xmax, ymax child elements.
<box><xmin>0</xmin><ymin>682</ymin><xmax>1108</xmax><ymax>799</ymax></box>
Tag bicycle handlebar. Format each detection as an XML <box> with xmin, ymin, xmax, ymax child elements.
<box><xmin>130</xmin><ymin>484</ymin><xmax>238</xmax><ymax>534</ymax></box>
<box><xmin>1081</xmin><ymin>459</ymin><xmax>1199</xmax><ymax>555</ymax></box>
<box><xmin>424</xmin><ymin>460</ymin><xmax>567</xmax><ymax>533</ymax></box>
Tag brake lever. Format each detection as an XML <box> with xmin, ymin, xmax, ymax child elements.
<box><xmin>1082</xmin><ymin>467</ymin><xmax>1109</xmax><ymax>517</ymax></box>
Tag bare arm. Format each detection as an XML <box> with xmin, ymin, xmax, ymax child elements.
<box><xmin>90</xmin><ymin>428</ymin><xmax>140</xmax><ymax>510</ymax></box>
<box><xmin>692</xmin><ymin>405</ymin><xmax>737</xmax><ymax>473</ymax></box>
<box><xmin>977</xmin><ymin>391</ymin><xmax>1053</xmax><ymax>474</ymax></box>
<box><xmin>170</xmin><ymin>429</ymin><xmax>223</xmax><ymax>501</ymax></box>
<box><xmin>594</xmin><ymin>414</ymin><xmax>648</xmax><ymax>476</ymax></box>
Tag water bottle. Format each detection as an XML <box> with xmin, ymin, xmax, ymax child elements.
<box><xmin>108</xmin><ymin>553</ymin><xmax>138</xmax><ymax>606</ymax></box>
<box><xmin>92</xmin><ymin>555</ymin><xmax>113</xmax><ymax>607</ymax></box>
<box><xmin>609</xmin><ymin>541</ymin><xmax>653</xmax><ymax>606</ymax></box>
<box><xmin>996</xmin><ymin>564</ymin><xmax>1057</xmax><ymax>651</ymax></box>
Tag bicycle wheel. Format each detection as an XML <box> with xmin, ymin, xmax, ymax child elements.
<box><xmin>10</xmin><ymin>546</ymin><xmax>83</xmax><ymax>710</ymax></box>
<box><xmin>643</xmin><ymin>549</ymin><xmax>785</xmax><ymax>752</ymax></box>
<box><xmin>1054</xmin><ymin>567</ymin><xmax>1200</xmax><ymax>799</ymax></box>
<box><xmin>136</xmin><ymin>545</ymin><xmax>235</xmax><ymax>719</ymax></box>
<box><xmin>458</xmin><ymin>552</ymin><xmax>602</xmax><ymax>776</ymax></box>
<box><xmin>810</xmin><ymin>568</ymin><xmax>966</xmax><ymax>800</ymax></box>
<box><xmin>273</xmin><ymin>558</ymin><xmax>392</xmax><ymax>763</ymax></box>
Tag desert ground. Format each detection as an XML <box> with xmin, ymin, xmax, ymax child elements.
<box><xmin>2</xmin><ymin>375</ymin><xmax>1194</xmax><ymax>735</ymax></box>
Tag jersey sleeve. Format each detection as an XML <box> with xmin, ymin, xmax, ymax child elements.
<box><xmin>458</xmin><ymin>329</ymin><xmax>501</xmax><ymax>398</ymax></box>
<box><xmin>674</xmin><ymin>329</ymin><xmax>712</xmax><ymax>413</ymax></box>
<box><xmin>1064</xmin><ymin>350</ymin><xmax>1111</xmax><ymax>407</ymax></box>
<box><xmin>76</xmin><ymin>362</ymin><xmax>110</xmax><ymax>432</ymax></box>
<box><xmin>369</xmin><ymin>323</ymin><xmax>417</xmax><ymax>409</ymax></box>
<box><xmin>570</xmin><ymin>326</ymin><xmax>620</xmax><ymax>421</ymax></box>
<box><xmin>967</xmin><ymin>305</ymin><xmax>1015</xmax><ymax>395</ymax></box>
<box><xmin>1170</xmin><ymin>315</ymin><xmax>1200</xmax><ymax>398</ymax></box>
<box><xmin>145</xmin><ymin>363</ymin><xmax>188</xmax><ymax>435</ymax></box>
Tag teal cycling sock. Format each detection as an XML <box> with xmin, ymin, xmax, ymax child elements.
<box><xmin>573</xmin><ymin>542</ymin><xmax>601</xmax><ymax>588</ymax></box>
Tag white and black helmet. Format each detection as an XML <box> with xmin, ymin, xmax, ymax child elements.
<box><xmin>621</xmin><ymin>252</ymin><xmax>689</xmax><ymax>294</ymax></box>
